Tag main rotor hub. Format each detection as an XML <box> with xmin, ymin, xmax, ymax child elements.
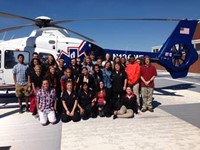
<box><xmin>35</xmin><ymin>16</ymin><xmax>53</xmax><ymax>27</ymax></box>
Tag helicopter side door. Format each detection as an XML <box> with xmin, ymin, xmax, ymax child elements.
<box><xmin>0</xmin><ymin>50</ymin><xmax>30</xmax><ymax>87</ymax></box>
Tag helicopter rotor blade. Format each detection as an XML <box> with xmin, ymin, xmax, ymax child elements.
<box><xmin>66</xmin><ymin>28</ymin><xmax>96</xmax><ymax>42</ymax></box>
<box><xmin>0</xmin><ymin>24</ymin><xmax>35</xmax><ymax>33</ymax></box>
<box><xmin>51</xmin><ymin>18</ymin><xmax>182</xmax><ymax>25</ymax></box>
<box><xmin>53</xmin><ymin>25</ymin><xmax>96</xmax><ymax>42</ymax></box>
<box><xmin>0</xmin><ymin>12</ymin><xmax>35</xmax><ymax>22</ymax></box>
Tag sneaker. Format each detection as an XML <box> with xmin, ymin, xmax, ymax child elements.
<box><xmin>25</xmin><ymin>106</ymin><xmax>29</xmax><ymax>112</ymax></box>
<box><xmin>148</xmin><ymin>108</ymin><xmax>154</xmax><ymax>112</ymax></box>
<box><xmin>32</xmin><ymin>111</ymin><xmax>37</xmax><ymax>116</ymax></box>
<box><xmin>34</xmin><ymin>114</ymin><xmax>39</xmax><ymax>118</ymax></box>
<box><xmin>141</xmin><ymin>108</ymin><xmax>147</xmax><ymax>112</ymax></box>
<box><xmin>19</xmin><ymin>107</ymin><xmax>23</xmax><ymax>114</ymax></box>
<box><xmin>113</xmin><ymin>114</ymin><xmax>117</xmax><ymax>120</ymax></box>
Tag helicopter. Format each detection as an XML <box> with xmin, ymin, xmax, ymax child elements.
<box><xmin>0</xmin><ymin>12</ymin><xmax>198</xmax><ymax>91</ymax></box>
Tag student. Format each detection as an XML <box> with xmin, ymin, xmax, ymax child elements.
<box><xmin>102</xmin><ymin>61</ymin><xmax>112</xmax><ymax>105</ymax></box>
<box><xmin>76</xmin><ymin>67</ymin><xmax>95</xmax><ymax>91</ymax></box>
<box><xmin>113</xmin><ymin>86</ymin><xmax>138</xmax><ymax>119</ymax></box>
<box><xmin>36</xmin><ymin>79</ymin><xmax>57</xmax><ymax>126</ymax></box>
<box><xmin>78</xmin><ymin>82</ymin><xmax>97</xmax><ymax>119</ymax></box>
<box><xmin>82</xmin><ymin>56</ymin><xmax>93</xmax><ymax>75</ymax></box>
<box><xmin>102</xmin><ymin>53</ymin><xmax>113</xmax><ymax>67</ymax></box>
<box><xmin>61</xmin><ymin>81</ymin><xmax>81</xmax><ymax>122</ymax></box>
<box><xmin>60</xmin><ymin>68</ymin><xmax>74</xmax><ymax>92</ymax></box>
<box><xmin>44</xmin><ymin>66</ymin><xmax>57</xmax><ymax>89</ymax></box>
<box><xmin>68</xmin><ymin>58</ymin><xmax>81</xmax><ymax>80</ymax></box>
<box><xmin>140</xmin><ymin>56</ymin><xmax>157</xmax><ymax>112</ymax></box>
<box><xmin>96</xmin><ymin>81</ymin><xmax>107</xmax><ymax>117</ymax></box>
<box><xmin>30</xmin><ymin>65</ymin><xmax>43</xmax><ymax>116</ymax></box>
<box><xmin>125</xmin><ymin>55</ymin><xmax>141</xmax><ymax>108</ymax></box>
<box><xmin>13</xmin><ymin>54</ymin><xmax>29</xmax><ymax>113</ymax></box>
<box><xmin>56</xmin><ymin>59</ymin><xmax>66</xmax><ymax>113</ymax></box>
<box><xmin>93</xmin><ymin>64</ymin><xmax>103</xmax><ymax>92</ymax></box>
<box><xmin>43</xmin><ymin>54</ymin><xmax>58</xmax><ymax>73</ymax></box>
<box><xmin>32</xmin><ymin>52</ymin><xmax>39</xmax><ymax>59</ymax></box>
<box><xmin>27</xmin><ymin>58</ymin><xmax>42</xmax><ymax>84</ymax></box>
<box><xmin>111</xmin><ymin>63</ymin><xmax>127</xmax><ymax>111</ymax></box>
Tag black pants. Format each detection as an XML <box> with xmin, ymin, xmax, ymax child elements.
<box><xmin>61</xmin><ymin>110</ymin><xmax>81</xmax><ymax>123</ymax></box>
<box><xmin>105</xmin><ymin>88</ymin><xmax>112</xmax><ymax>105</ymax></box>
<box><xmin>81</xmin><ymin>104</ymin><xmax>92</xmax><ymax>120</ymax></box>
<box><xmin>111</xmin><ymin>91</ymin><xmax>124</xmax><ymax>110</ymax></box>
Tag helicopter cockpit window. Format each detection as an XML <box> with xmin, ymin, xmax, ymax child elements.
<box><xmin>4</xmin><ymin>50</ymin><xmax>30</xmax><ymax>69</ymax></box>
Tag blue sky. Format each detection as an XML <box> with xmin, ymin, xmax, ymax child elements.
<box><xmin>0</xmin><ymin>0</ymin><xmax>199</xmax><ymax>51</ymax></box>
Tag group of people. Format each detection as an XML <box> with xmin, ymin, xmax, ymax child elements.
<box><xmin>12</xmin><ymin>52</ymin><xmax>157</xmax><ymax>126</ymax></box>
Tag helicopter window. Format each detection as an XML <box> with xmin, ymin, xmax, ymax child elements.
<box><xmin>4</xmin><ymin>50</ymin><xmax>30</xmax><ymax>69</ymax></box>
<box><xmin>49</xmin><ymin>40</ymin><xmax>55</xmax><ymax>44</ymax></box>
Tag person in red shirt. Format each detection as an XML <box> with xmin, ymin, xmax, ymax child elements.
<box><xmin>140</xmin><ymin>56</ymin><xmax>157</xmax><ymax>112</ymax></box>
<box><xmin>96</xmin><ymin>81</ymin><xmax>107</xmax><ymax>117</ymax></box>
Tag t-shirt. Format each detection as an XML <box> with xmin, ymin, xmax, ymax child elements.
<box><xmin>79</xmin><ymin>90</ymin><xmax>94</xmax><ymax>108</ymax></box>
<box><xmin>62</xmin><ymin>91</ymin><xmax>78</xmax><ymax>111</ymax></box>
<box><xmin>111</xmin><ymin>71</ymin><xmax>127</xmax><ymax>92</ymax></box>
<box><xmin>31</xmin><ymin>72</ymin><xmax>43</xmax><ymax>88</ymax></box>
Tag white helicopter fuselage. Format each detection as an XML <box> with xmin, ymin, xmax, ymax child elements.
<box><xmin>0</xmin><ymin>27</ymin><xmax>85</xmax><ymax>89</ymax></box>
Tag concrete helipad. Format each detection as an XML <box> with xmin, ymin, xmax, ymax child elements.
<box><xmin>0</xmin><ymin>71</ymin><xmax>200</xmax><ymax>150</ymax></box>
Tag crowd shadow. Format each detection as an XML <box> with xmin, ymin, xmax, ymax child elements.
<box><xmin>0</xmin><ymin>109</ymin><xmax>19</xmax><ymax>119</ymax></box>
<box><xmin>0</xmin><ymin>146</ymin><xmax>11</xmax><ymax>150</ymax></box>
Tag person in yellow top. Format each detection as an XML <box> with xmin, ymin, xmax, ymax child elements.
<box><xmin>125</xmin><ymin>55</ymin><xmax>141</xmax><ymax>108</ymax></box>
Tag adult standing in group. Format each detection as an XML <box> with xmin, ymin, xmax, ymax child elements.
<box><xmin>125</xmin><ymin>55</ymin><xmax>141</xmax><ymax>108</ymax></box>
<box><xmin>140</xmin><ymin>56</ymin><xmax>157</xmax><ymax>112</ymax></box>
<box><xmin>13</xmin><ymin>54</ymin><xmax>29</xmax><ymax>113</ymax></box>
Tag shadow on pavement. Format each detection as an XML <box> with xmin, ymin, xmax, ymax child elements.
<box><xmin>0</xmin><ymin>109</ymin><xmax>19</xmax><ymax>119</ymax></box>
<box><xmin>0</xmin><ymin>146</ymin><xmax>11</xmax><ymax>150</ymax></box>
<box><xmin>152</xmin><ymin>100</ymin><xmax>161</xmax><ymax>109</ymax></box>
<box><xmin>154</xmin><ymin>83</ymin><xmax>195</xmax><ymax>96</ymax></box>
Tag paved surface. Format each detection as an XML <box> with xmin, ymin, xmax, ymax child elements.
<box><xmin>0</xmin><ymin>71</ymin><xmax>200</xmax><ymax>150</ymax></box>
